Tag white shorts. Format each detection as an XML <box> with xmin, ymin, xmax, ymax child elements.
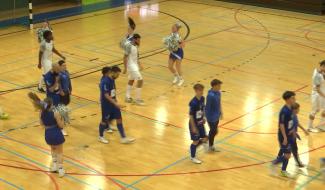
<box><xmin>311</xmin><ymin>93</ymin><xmax>325</xmax><ymax>115</ymax></box>
<box><xmin>128</xmin><ymin>71</ymin><xmax>143</xmax><ymax>81</ymax></box>
<box><xmin>42</xmin><ymin>60</ymin><xmax>52</xmax><ymax>74</ymax></box>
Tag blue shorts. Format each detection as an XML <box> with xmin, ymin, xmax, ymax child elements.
<box><xmin>278</xmin><ymin>134</ymin><xmax>292</xmax><ymax>154</ymax></box>
<box><xmin>189</xmin><ymin>124</ymin><xmax>207</xmax><ymax>141</ymax></box>
<box><xmin>169</xmin><ymin>48</ymin><xmax>184</xmax><ymax>60</ymax></box>
<box><xmin>45</xmin><ymin>127</ymin><xmax>65</xmax><ymax>145</ymax></box>
<box><xmin>47</xmin><ymin>93</ymin><xmax>60</xmax><ymax>107</ymax></box>
<box><xmin>101</xmin><ymin>105</ymin><xmax>122</xmax><ymax>122</ymax></box>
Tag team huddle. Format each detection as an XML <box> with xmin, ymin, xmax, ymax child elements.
<box><xmin>26</xmin><ymin>18</ymin><xmax>325</xmax><ymax>179</ymax></box>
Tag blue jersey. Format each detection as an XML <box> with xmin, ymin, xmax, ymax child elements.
<box><xmin>278</xmin><ymin>105</ymin><xmax>293</xmax><ymax>138</ymax></box>
<box><xmin>205</xmin><ymin>89</ymin><xmax>221</xmax><ymax>122</ymax></box>
<box><xmin>100</xmin><ymin>76</ymin><xmax>116</xmax><ymax>108</ymax></box>
<box><xmin>44</xmin><ymin>71</ymin><xmax>60</xmax><ymax>106</ymax></box>
<box><xmin>60</xmin><ymin>70</ymin><xmax>71</xmax><ymax>93</ymax></box>
<box><xmin>189</xmin><ymin>96</ymin><xmax>205</xmax><ymax>126</ymax></box>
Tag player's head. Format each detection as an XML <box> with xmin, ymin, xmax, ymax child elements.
<box><xmin>43</xmin><ymin>30</ymin><xmax>53</xmax><ymax>41</ymax></box>
<box><xmin>211</xmin><ymin>79</ymin><xmax>222</xmax><ymax>91</ymax></box>
<box><xmin>102</xmin><ymin>66</ymin><xmax>111</xmax><ymax>76</ymax></box>
<box><xmin>320</xmin><ymin>60</ymin><xmax>325</xmax><ymax>72</ymax></box>
<box><xmin>292</xmin><ymin>102</ymin><xmax>300</xmax><ymax>114</ymax></box>
<box><xmin>58</xmin><ymin>60</ymin><xmax>66</xmax><ymax>71</ymax></box>
<box><xmin>282</xmin><ymin>91</ymin><xmax>296</xmax><ymax>105</ymax></box>
<box><xmin>28</xmin><ymin>92</ymin><xmax>53</xmax><ymax>111</ymax></box>
<box><xmin>172</xmin><ymin>23</ymin><xmax>182</xmax><ymax>33</ymax></box>
<box><xmin>193</xmin><ymin>83</ymin><xmax>204</xmax><ymax>97</ymax></box>
<box><xmin>110</xmin><ymin>66</ymin><xmax>121</xmax><ymax>79</ymax></box>
<box><xmin>52</xmin><ymin>62</ymin><xmax>61</xmax><ymax>74</ymax></box>
<box><xmin>132</xmin><ymin>33</ymin><xmax>141</xmax><ymax>46</ymax></box>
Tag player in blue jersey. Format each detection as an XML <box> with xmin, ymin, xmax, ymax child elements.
<box><xmin>270</xmin><ymin>91</ymin><xmax>296</xmax><ymax>177</ymax></box>
<box><xmin>205</xmin><ymin>79</ymin><xmax>223</xmax><ymax>152</ymax></box>
<box><xmin>288</xmin><ymin>103</ymin><xmax>309</xmax><ymax>168</ymax></box>
<box><xmin>189</xmin><ymin>84</ymin><xmax>208</xmax><ymax>164</ymax></box>
<box><xmin>98</xmin><ymin>66</ymin><xmax>135</xmax><ymax>144</ymax></box>
<box><xmin>28</xmin><ymin>92</ymin><xmax>65</xmax><ymax>177</ymax></box>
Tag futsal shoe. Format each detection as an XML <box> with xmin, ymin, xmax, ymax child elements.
<box><xmin>134</xmin><ymin>99</ymin><xmax>145</xmax><ymax>106</ymax></box>
<box><xmin>58</xmin><ymin>168</ymin><xmax>65</xmax><ymax>178</ymax></box>
<box><xmin>308</xmin><ymin>127</ymin><xmax>319</xmax><ymax>133</ymax></box>
<box><xmin>209</xmin><ymin>146</ymin><xmax>221</xmax><ymax>152</ymax></box>
<box><xmin>0</xmin><ymin>112</ymin><xmax>9</xmax><ymax>120</ymax></box>
<box><xmin>125</xmin><ymin>97</ymin><xmax>134</xmax><ymax>103</ymax></box>
<box><xmin>191</xmin><ymin>157</ymin><xmax>202</xmax><ymax>164</ymax></box>
<box><xmin>178</xmin><ymin>79</ymin><xmax>184</xmax><ymax>86</ymax></box>
<box><xmin>269</xmin><ymin>163</ymin><xmax>277</xmax><ymax>176</ymax></box>
<box><xmin>280</xmin><ymin>171</ymin><xmax>293</xmax><ymax>178</ymax></box>
<box><xmin>297</xmin><ymin>162</ymin><xmax>305</xmax><ymax>168</ymax></box>
<box><xmin>61</xmin><ymin>129</ymin><xmax>68</xmax><ymax>136</ymax></box>
<box><xmin>172</xmin><ymin>76</ymin><xmax>179</xmax><ymax>84</ymax></box>
<box><xmin>98</xmin><ymin>137</ymin><xmax>109</xmax><ymax>144</ymax></box>
<box><xmin>120</xmin><ymin>137</ymin><xmax>136</xmax><ymax>144</ymax></box>
<box><xmin>106</xmin><ymin>128</ymin><xmax>114</xmax><ymax>133</ymax></box>
<box><xmin>50</xmin><ymin>162</ymin><xmax>58</xmax><ymax>172</ymax></box>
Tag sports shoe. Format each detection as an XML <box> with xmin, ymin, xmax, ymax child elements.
<box><xmin>280</xmin><ymin>170</ymin><xmax>293</xmax><ymax>178</ymax></box>
<box><xmin>308</xmin><ymin>127</ymin><xmax>319</xmax><ymax>133</ymax></box>
<box><xmin>120</xmin><ymin>137</ymin><xmax>136</xmax><ymax>144</ymax></box>
<box><xmin>191</xmin><ymin>157</ymin><xmax>202</xmax><ymax>164</ymax></box>
<box><xmin>297</xmin><ymin>162</ymin><xmax>305</xmax><ymax>168</ymax></box>
<box><xmin>177</xmin><ymin>79</ymin><xmax>184</xmax><ymax>86</ymax></box>
<box><xmin>209</xmin><ymin>146</ymin><xmax>221</xmax><ymax>152</ymax></box>
<box><xmin>106</xmin><ymin>128</ymin><xmax>114</xmax><ymax>133</ymax></box>
<box><xmin>50</xmin><ymin>162</ymin><xmax>58</xmax><ymax>172</ymax></box>
<box><xmin>172</xmin><ymin>76</ymin><xmax>179</xmax><ymax>84</ymax></box>
<box><xmin>61</xmin><ymin>129</ymin><xmax>68</xmax><ymax>136</ymax></box>
<box><xmin>38</xmin><ymin>87</ymin><xmax>46</xmax><ymax>93</ymax></box>
<box><xmin>134</xmin><ymin>99</ymin><xmax>145</xmax><ymax>106</ymax></box>
<box><xmin>0</xmin><ymin>112</ymin><xmax>9</xmax><ymax>120</ymax></box>
<box><xmin>125</xmin><ymin>97</ymin><xmax>134</xmax><ymax>103</ymax></box>
<box><xmin>58</xmin><ymin>168</ymin><xmax>65</xmax><ymax>178</ymax></box>
<box><xmin>98</xmin><ymin>137</ymin><xmax>109</xmax><ymax>144</ymax></box>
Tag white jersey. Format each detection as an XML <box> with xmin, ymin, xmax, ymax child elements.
<box><xmin>125</xmin><ymin>41</ymin><xmax>139</xmax><ymax>72</ymax></box>
<box><xmin>312</xmin><ymin>69</ymin><xmax>325</xmax><ymax>95</ymax></box>
<box><xmin>40</xmin><ymin>41</ymin><xmax>53</xmax><ymax>63</ymax></box>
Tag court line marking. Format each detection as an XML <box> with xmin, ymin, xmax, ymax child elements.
<box><xmin>0</xmin><ymin>178</ymin><xmax>24</xmax><ymax>190</ymax></box>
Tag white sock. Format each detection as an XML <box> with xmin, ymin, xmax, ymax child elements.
<box><xmin>136</xmin><ymin>88</ymin><xmax>142</xmax><ymax>100</ymax></box>
<box><xmin>126</xmin><ymin>85</ymin><xmax>132</xmax><ymax>99</ymax></box>
<box><xmin>57</xmin><ymin>153</ymin><xmax>63</xmax><ymax>169</ymax></box>
<box><xmin>39</xmin><ymin>76</ymin><xmax>44</xmax><ymax>89</ymax></box>
<box><xmin>179</xmin><ymin>75</ymin><xmax>183</xmax><ymax>80</ymax></box>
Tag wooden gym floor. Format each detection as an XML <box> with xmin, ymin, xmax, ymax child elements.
<box><xmin>0</xmin><ymin>0</ymin><xmax>324</xmax><ymax>189</ymax></box>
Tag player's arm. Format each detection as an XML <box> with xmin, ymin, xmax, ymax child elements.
<box><xmin>298</xmin><ymin>123</ymin><xmax>309</xmax><ymax>135</ymax></box>
<box><xmin>38</xmin><ymin>44</ymin><xmax>44</xmax><ymax>69</ymax></box>
<box><xmin>123</xmin><ymin>54</ymin><xmax>128</xmax><ymax>74</ymax></box>
<box><xmin>54</xmin><ymin>112</ymin><xmax>64</xmax><ymax>129</ymax></box>
<box><xmin>104</xmin><ymin>93</ymin><xmax>123</xmax><ymax>109</ymax></box>
<box><xmin>52</xmin><ymin>46</ymin><xmax>65</xmax><ymax>60</ymax></box>
<box><xmin>279</xmin><ymin>123</ymin><xmax>288</xmax><ymax>145</ymax></box>
<box><xmin>316</xmin><ymin>85</ymin><xmax>325</xmax><ymax>98</ymax></box>
<box><xmin>46</xmin><ymin>76</ymin><xmax>59</xmax><ymax>92</ymax></box>
<box><xmin>189</xmin><ymin>115</ymin><xmax>198</xmax><ymax>134</ymax></box>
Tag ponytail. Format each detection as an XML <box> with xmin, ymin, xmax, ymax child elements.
<box><xmin>27</xmin><ymin>92</ymin><xmax>52</xmax><ymax>111</ymax></box>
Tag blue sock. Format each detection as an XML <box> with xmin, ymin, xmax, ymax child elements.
<box><xmin>282</xmin><ymin>158</ymin><xmax>289</xmax><ymax>171</ymax></box>
<box><xmin>99</xmin><ymin>123</ymin><xmax>107</xmax><ymax>137</ymax></box>
<box><xmin>117</xmin><ymin>123</ymin><xmax>126</xmax><ymax>138</ymax></box>
<box><xmin>190</xmin><ymin>144</ymin><xmax>197</xmax><ymax>158</ymax></box>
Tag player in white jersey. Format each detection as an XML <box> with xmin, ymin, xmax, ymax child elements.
<box><xmin>123</xmin><ymin>34</ymin><xmax>144</xmax><ymax>106</ymax></box>
<box><xmin>308</xmin><ymin>60</ymin><xmax>325</xmax><ymax>132</ymax></box>
<box><xmin>38</xmin><ymin>30</ymin><xmax>65</xmax><ymax>93</ymax></box>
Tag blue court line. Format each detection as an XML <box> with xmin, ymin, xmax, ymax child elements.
<box><xmin>295</xmin><ymin>172</ymin><xmax>322</xmax><ymax>190</ymax></box>
<box><xmin>0</xmin><ymin>147</ymin><xmax>103</xmax><ymax>190</ymax></box>
<box><xmin>0</xmin><ymin>178</ymin><xmax>24</xmax><ymax>190</ymax></box>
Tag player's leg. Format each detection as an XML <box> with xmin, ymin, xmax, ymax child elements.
<box><xmin>190</xmin><ymin>140</ymin><xmax>201</xmax><ymax>164</ymax></box>
<box><xmin>50</xmin><ymin>146</ymin><xmax>58</xmax><ymax>172</ymax></box>
<box><xmin>280</xmin><ymin>152</ymin><xmax>291</xmax><ymax>177</ymax></box>
<box><xmin>126</xmin><ymin>79</ymin><xmax>135</xmax><ymax>103</ymax></box>
<box><xmin>98</xmin><ymin>106</ymin><xmax>109</xmax><ymax>144</ymax></box>
<box><xmin>56</xmin><ymin>144</ymin><xmax>65</xmax><ymax>177</ymax></box>
<box><xmin>114</xmin><ymin>111</ymin><xmax>135</xmax><ymax>144</ymax></box>
<box><xmin>208</xmin><ymin>121</ymin><xmax>220</xmax><ymax>152</ymax></box>
<box><xmin>291</xmin><ymin>137</ymin><xmax>304</xmax><ymax>167</ymax></box>
<box><xmin>168</xmin><ymin>58</ymin><xmax>179</xmax><ymax>84</ymax></box>
<box><xmin>175</xmin><ymin>48</ymin><xmax>184</xmax><ymax>86</ymax></box>
<box><xmin>134</xmin><ymin>72</ymin><xmax>145</xmax><ymax>105</ymax></box>
<box><xmin>308</xmin><ymin>94</ymin><xmax>320</xmax><ymax>132</ymax></box>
